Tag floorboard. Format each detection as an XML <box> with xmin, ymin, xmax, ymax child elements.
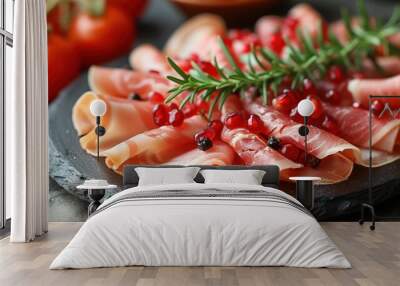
<box><xmin>0</xmin><ymin>222</ymin><xmax>399</xmax><ymax>286</ymax></box>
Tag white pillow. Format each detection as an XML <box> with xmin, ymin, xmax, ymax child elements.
<box><xmin>200</xmin><ymin>169</ymin><xmax>266</xmax><ymax>185</ymax></box>
<box><xmin>135</xmin><ymin>167</ymin><xmax>200</xmax><ymax>186</ymax></box>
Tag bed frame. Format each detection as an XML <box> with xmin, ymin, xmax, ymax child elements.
<box><xmin>123</xmin><ymin>165</ymin><xmax>280</xmax><ymax>189</ymax></box>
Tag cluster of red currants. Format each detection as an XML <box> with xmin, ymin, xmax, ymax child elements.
<box><xmin>272</xmin><ymin>65</ymin><xmax>351</xmax><ymax>136</ymax></box>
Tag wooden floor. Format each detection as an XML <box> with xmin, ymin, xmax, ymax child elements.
<box><xmin>0</xmin><ymin>222</ymin><xmax>399</xmax><ymax>286</ymax></box>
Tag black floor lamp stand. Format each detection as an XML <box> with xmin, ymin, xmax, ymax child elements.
<box><xmin>359</xmin><ymin>95</ymin><xmax>400</xmax><ymax>231</ymax></box>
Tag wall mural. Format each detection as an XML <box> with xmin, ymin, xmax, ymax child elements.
<box><xmin>47</xmin><ymin>0</ymin><xmax>400</xmax><ymax>221</ymax></box>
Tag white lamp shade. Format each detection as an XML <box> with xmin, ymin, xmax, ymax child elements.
<box><xmin>297</xmin><ymin>99</ymin><xmax>315</xmax><ymax>117</ymax></box>
<box><xmin>90</xmin><ymin>99</ymin><xmax>107</xmax><ymax>117</ymax></box>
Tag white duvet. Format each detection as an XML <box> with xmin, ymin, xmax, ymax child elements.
<box><xmin>50</xmin><ymin>183</ymin><xmax>350</xmax><ymax>269</ymax></box>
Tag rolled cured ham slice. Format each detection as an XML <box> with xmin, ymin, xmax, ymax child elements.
<box><xmin>323</xmin><ymin>103</ymin><xmax>400</xmax><ymax>155</ymax></box>
<box><xmin>73</xmin><ymin>92</ymin><xmax>156</xmax><ymax>150</ymax></box>
<box><xmin>255</xmin><ymin>16</ymin><xmax>283</xmax><ymax>45</ymax></box>
<box><xmin>88</xmin><ymin>66</ymin><xmax>172</xmax><ymax>99</ymax></box>
<box><xmin>289</xmin><ymin>4</ymin><xmax>323</xmax><ymax>39</ymax></box>
<box><xmin>247</xmin><ymin>101</ymin><xmax>360</xmax><ymax>183</ymax></box>
<box><xmin>165</xmin><ymin>140</ymin><xmax>236</xmax><ymax>166</ymax></box>
<box><xmin>220</xmin><ymin>96</ymin><xmax>302</xmax><ymax>179</ymax></box>
<box><xmin>129</xmin><ymin>44</ymin><xmax>173</xmax><ymax>75</ymax></box>
<box><xmin>103</xmin><ymin>116</ymin><xmax>207</xmax><ymax>173</ymax></box>
<box><xmin>363</xmin><ymin>57</ymin><xmax>400</xmax><ymax>76</ymax></box>
<box><xmin>221</xmin><ymin>127</ymin><xmax>302</xmax><ymax>180</ymax></box>
<box><xmin>348</xmin><ymin>75</ymin><xmax>400</xmax><ymax>109</ymax></box>
<box><xmin>164</xmin><ymin>14</ymin><xmax>226</xmax><ymax>59</ymax></box>
<box><xmin>72</xmin><ymin>92</ymin><xmax>156</xmax><ymax>156</ymax></box>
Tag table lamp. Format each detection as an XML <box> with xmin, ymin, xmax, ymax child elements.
<box><xmin>89</xmin><ymin>99</ymin><xmax>107</xmax><ymax>160</ymax></box>
<box><xmin>297</xmin><ymin>99</ymin><xmax>315</xmax><ymax>164</ymax></box>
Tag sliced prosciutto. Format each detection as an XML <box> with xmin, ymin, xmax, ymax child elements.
<box><xmin>163</xmin><ymin>14</ymin><xmax>226</xmax><ymax>59</ymax></box>
<box><xmin>103</xmin><ymin>116</ymin><xmax>207</xmax><ymax>173</ymax></box>
<box><xmin>323</xmin><ymin>103</ymin><xmax>400</xmax><ymax>156</ymax></box>
<box><xmin>255</xmin><ymin>16</ymin><xmax>283</xmax><ymax>44</ymax></box>
<box><xmin>72</xmin><ymin>92</ymin><xmax>156</xmax><ymax>155</ymax></box>
<box><xmin>129</xmin><ymin>44</ymin><xmax>173</xmax><ymax>75</ymax></box>
<box><xmin>289</xmin><ymin>3</ymin><xmax>323</xmax><ymax>39</ymax></box>
<box><xmin>348</xmin><ymin>75</ymin><xmax>400</xmax><ymax>109</ymax></box>
<box><xmin>247</xmin><ymin>101</ymin><xmax>360</xmax><ymax>183</ymax></box>
<box><xmin>88</xmin><ymin>66</ymin><xmax>171</xmax><ymax>99</ymax></box>
<box><xmin>220</xmin><ymin>97</ymin><xmax>302</xmax><ymax>179</ymax></box>
<box><xmin>221</xmin><ymin>127</ymin><xmax>302</xmax><ymax>180</ymax></box>
<box><xmin>165</xmin><ymin>140</ymin><xmax>235</xmax><ymax>166</ymax></box>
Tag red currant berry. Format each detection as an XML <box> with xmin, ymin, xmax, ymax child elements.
<box><xmin>321</xmin><ymin>116</ymin><xmax>340</xmax><ymax>135</ymax></box>
<box><xmin>169</xmin><ymin>109</ymin><xmax>184</xmax><ymax>127</ymax></box>
<box><xmin>303</xmin><ymin>78</ymin><xmax>317</xmax><ymax>96</ymax></box>
<box><xmin>247</xmin><ymin>114</ymin><xmax>264</xmax><ymax>133</ymax></box>
<box><xmin>168</xmin><ymin>103</ymin><xmax>179</xmax><ymax>111</ymax></box>
<box><xmin>272</xmin><ymin>90</ymin><xmax>298</xmax><ymax>114</ymax></box>
<box><xmin>148</xmin><ymin>91</ymin><xmax>164</xmax><ymax>104</ymax></box>
<box><xmin>208</xmin><ymin>120</ymin><xmax>224</xmax><ymax>137</ymax></box>
<box><xmin>283</xmin><ymin>16</ymin><xmax>299</xmax><ymax>32</ymax></box>
<box><xmin>178</xmin><ymin>60</ymin><xmax>192</xmax><ymax>73</ymax></box>
<box><xmin>199</xmin><ymin>61</ymin><xmax>218</xmax><ymax>78</ymax></box>
<box><xmin>281</xmin><ymin>144</ymin><xmax>300</xmax><ymax>162</ymax></box>
<box><xmin>307</xmin><ymin>96</ymin><xmax>325</xmax><ymax>120</ymax></box>
<box><xmin>324</xmin><ymin>89</ymin><xmax>341</xmax><ymax>105</ymax></box>
<box><xmin>195</xmin><ymin>128</ymin><xmax>216</xmax><ymax>143</ymax></box>
<box><xmin>182</xmin><ymin>103</ymin><xmax>197</xmax><ymax>118</ymax></box>
<box><xmin>371</xmin><ymin>100</ymin><xmax>384</xmax><ymax>117</ymax></box>
<box><xmin>268</xmin><ymin>32</ymin><xmax>285</xmax><ymax>55</ymax></box>
<box><xmin>290</xmin><ymin>107</ymin><xmax>304</xmax><ymax>123</ymax></box>
<box><xmin>153</xmin><ymin>104</ymin><xmax>169</xmax><ymax>126</ymax></box>
<box><xmin>328</xmin><ymin>65</ymin><xmax>345</xmax><ymax>84</ymax></box>
<box><xmin>224</xmin><ymin>113</ymin><xmax>245</xmax><ymax>129</ymax></box>
<box><xmin>196</xmin><ymin>100</ymin><xmax>209</xmax><ymax>114</ymax></box>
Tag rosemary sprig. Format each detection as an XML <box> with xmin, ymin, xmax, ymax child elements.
<box><xmin>166</xmin><ymin>0</ymin><xmax>400</xmax><ymax>118</ymax></box>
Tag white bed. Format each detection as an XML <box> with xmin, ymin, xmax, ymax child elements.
<box><xmin>50</xmin><ymin>179</ymin><xmax>350</xmax><ymax>269</ymax></box>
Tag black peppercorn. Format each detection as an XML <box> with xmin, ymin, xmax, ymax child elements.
<box><xmin>197</xmin><ymin>137</ymin><xmax>213</xmax><ymax>151</ymax></box>
<box><xmin>130</xmin><ymin>93</ymin><xmax>142</xmax><ymax>100</ymax></box>
<box><xmin>308</xmin><ymin>156</ymin><xmax>321</xmax><ymax>168</ymax></box>
<box><xmin>267</xmin><ymin>136</ymin><xmax>281</xmax><ymax>150</ymax></box>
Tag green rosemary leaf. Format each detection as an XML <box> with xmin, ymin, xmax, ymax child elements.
<box><xmin>358</xmin><ymin>0</ymin><xmax>370</xmax><ymax>30</ymax></box>
<box><xmin>316</xmin><ymin>21</ymin><xmax>325</xmax><ymax>47</ymax></box>
<box><xmin>179</xmin><ymin>93</ymin><xmax>192</xmax><ymax>109</ymax></box>
<box><xmin>167</xmin><ymin>57</ymin><xmax>188</xmax><ymax>79</ymax></box>
<box><xmin>252</xmin><ymin>47</ymin><xmax>268</xmax><ymax>70</ymax></box>
<box><xmin>213</xmin><ymin>57</ymin><xmax>227</xmax><ymax>79</ymax></box>
<box><xmin>261</xmin><ymin>80</ymin><xmax>268</xmax><ymax>105</ymax></box>
<box><xmin>208</xmin><ymin>92</ymin><xmax>221</xmax><ymax>119</ymax></box>
<box><xmin>217</xmin><ymin>37</ymin><xmax>244</xmax><ymax>75</ymax></box>
<box><xmin>218</xmin><ymin>89</ymin><xmax>230</xmax><ymax>110</ymax></box>
<box><xmin>167</xmin><ymin>75</ymin><xmax>186</xmax><ymax>85</ymax></box>
<box><xmin>385</xmin><ymin>6</ymin><xmax>400</xmax><ymax>28</ymax></box>
<box><xmin>341</xmin><ymin>8</ymin><xmax>354</xmax><ymax>37</ymax></box>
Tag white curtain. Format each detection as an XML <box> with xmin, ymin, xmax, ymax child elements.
<box><xmin>7</xmin><ymin>0</ymin><xmax>48</xmax><ymax>242</ymax></box>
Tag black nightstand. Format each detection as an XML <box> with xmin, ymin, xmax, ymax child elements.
<box><xmin>289</xmin><ymin>177</ymin><xmax>321</xmax><ymax>210</ymax></box>
<box><xmin>77</xmin><ymin>183</ymin><xmax>117</xmax><ymax>216</ymax></box>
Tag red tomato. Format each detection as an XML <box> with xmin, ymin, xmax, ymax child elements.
<box><xmin>68</xmin><ymin>6</ymin><xmax>135</xmax><ymax>67</ymax></box>
<box><xmin>47</xmin><ymin>6</ymin><xmax>63</xmax><ymax>35</ymax></box>
<box><xmin>108</xmin><ymin>0</ymin><xmax>148</xmax><ymax>18</ymax></box>
<box><xmin>47</xmin><ymin>33</ymin><xmax>81</xmax><ymax>102</ymax></box>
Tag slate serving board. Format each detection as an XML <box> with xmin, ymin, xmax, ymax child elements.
<box><xmin>49</xmin><ymin>0</ymin><xmax>400</xmax><ymax>219</ymax></box>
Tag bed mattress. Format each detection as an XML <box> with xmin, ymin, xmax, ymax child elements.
<box><xmin>50</xmin><ymin>183</ymin><xmax>350</xmax><ymax>269</ymax></box>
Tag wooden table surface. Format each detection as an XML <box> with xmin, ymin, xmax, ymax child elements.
<box><xmin>1</xmin><ymin>222</ymin><xmax>400</xmax><ymax>286</ymax></box>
